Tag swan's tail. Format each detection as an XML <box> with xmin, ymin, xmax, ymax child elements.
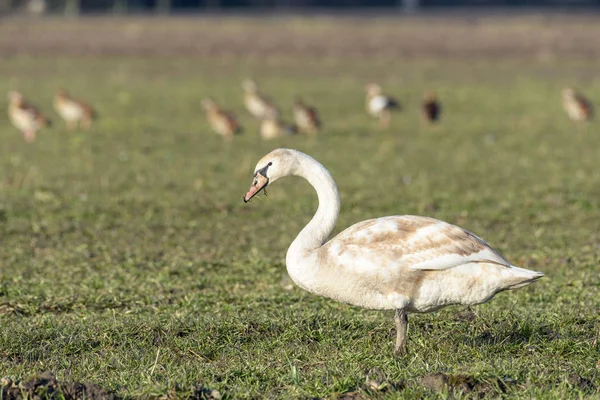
<box><xmin>502</xmin><ymin>265</ymin><xmax>544</xmax><ymax>290</ymax></box>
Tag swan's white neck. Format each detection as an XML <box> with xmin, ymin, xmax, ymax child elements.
<box><xmin>285</xmin><ymin>153</ymin><xmax>340</xmax><ymax>268</ymax></box>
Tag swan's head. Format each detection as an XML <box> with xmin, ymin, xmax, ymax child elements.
<box><xmin>243</xmin><ymin>148</ymin><xmax>300</xmax><ymax>203</ymax></box>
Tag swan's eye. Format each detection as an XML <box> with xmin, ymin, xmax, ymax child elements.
<box><xmin>268</xmin><ymin>162</ymin><xmax>273</xmax><ymax>166</ymax></box>
<box><xmin>253</xmin><ymin>180</ymin><xmax>258</xmax><ymax>185</ymax></box>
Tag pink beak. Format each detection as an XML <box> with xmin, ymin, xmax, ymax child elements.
<box><xmin>243</xmin><ymin>173</ymin><xmax>269</xmax><ymax>203</ymax></box>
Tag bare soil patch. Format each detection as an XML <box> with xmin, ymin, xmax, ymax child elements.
<box><xmin>1</xmin><ymin>372</ymin><xmax>118</xmax><ymax>400</ymax></box>
<box><xmin>1</xmin><ymin>14</ymin><xmax>600</xmax><ymax>60</ymax></box>
<box><xmin>421</xmin><ymin>373</ymin><xmax>513</xmax><ymax>396</ymax></box>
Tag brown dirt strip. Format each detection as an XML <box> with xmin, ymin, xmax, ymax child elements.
<box><xmin>0</xmin><ymin>14</ymin><xmax>599</xmax><ymax>60</ymax></box>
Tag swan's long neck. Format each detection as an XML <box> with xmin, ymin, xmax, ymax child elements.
<box><xmin>286</xmin><ymin>153</ymin><xmax>340</xmax><ymax>264</ymax></box>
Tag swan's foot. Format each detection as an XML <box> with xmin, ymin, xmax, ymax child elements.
<box><xmin>394</xmin><ymin>309</ymin><xmax>408</xmax><ymax>356</ymax></box>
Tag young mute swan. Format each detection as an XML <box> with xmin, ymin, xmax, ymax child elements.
<box><xmin>243</xmin><ymin>149</ymin><xmax>544</xmax><ymax>355</ymax></box>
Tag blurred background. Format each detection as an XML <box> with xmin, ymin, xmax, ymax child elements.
<box><xmin>2</xmin><ymin>0</ymin><xmax>600</xmax><ymax>16</ymax></box>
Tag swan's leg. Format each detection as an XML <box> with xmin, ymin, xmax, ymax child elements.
<box><xmin>394</xmin><ymin>309</ymin><xmax>408</xmax><ymax>355</ymax></box>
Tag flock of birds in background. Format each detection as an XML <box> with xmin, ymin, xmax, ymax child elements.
<box><xmin>6</xmin><ymin>82</ymin><xmax>594</xmax><ymax>143</ymax></box>
<box><xmin>206</xmin><ymin>80</ymin><xmax>441</xmax><ymax>140</ymax></box>
<box><xmin>7</xmin><ymin>90</ymin><xmax>95</xmax><ymax>142</ymax></box>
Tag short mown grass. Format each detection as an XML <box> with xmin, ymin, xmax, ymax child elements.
<box><xmin>0</xmin><ymin>18</ymin><xmax>599</xmax><ymax>398</ymax></box>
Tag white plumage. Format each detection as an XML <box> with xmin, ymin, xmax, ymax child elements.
<box><xmin>244</xmin><ymin>148</ymin><xmax>544</xmax><ymax>355</ymax></box>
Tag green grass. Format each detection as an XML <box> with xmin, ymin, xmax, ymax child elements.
<box><xmin>1</xmin><ymin>42</ymin><xmax>599</xmax><ymax>398</ymax></box>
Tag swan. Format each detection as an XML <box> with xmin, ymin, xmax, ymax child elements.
<box><xmin>243</xmin><ymin>148</ymin><xmax>544</xmax><ymax>355</ymax></box>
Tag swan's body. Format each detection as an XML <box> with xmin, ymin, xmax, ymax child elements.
<box><xmin>288</xmin><ymin>215</ymin><xmax>539</xmax><ymax>312</ymax></box>
<box><xmin>244</xmin><ymin>149</ymin><xmax>544</xmax><ymax>354</ymax></box>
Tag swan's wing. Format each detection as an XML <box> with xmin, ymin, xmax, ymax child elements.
<box><xmin>326</xmin><ymin>215</ymin><xmax>510</xmax><ymax>272</ymax></box>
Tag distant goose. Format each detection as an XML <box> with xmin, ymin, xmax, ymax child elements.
<box><xmin>244</xmin><ymin>149</ymin><xmax>544</xmax><ymax>355</ymax></box>
<box><xmin>422</xmin><ymin>90</ymin><xmax>441</xmax><ymax>123</ymax></box>
<box><xmin>54</xmin><ymin>89</ymin><xmax>96</xmax><ymax>130</ymax></box>
<box><xmin>365</xmin><ymin>83</ymin><xmax>399</xmax><ymax>128</ymax></box>
<box><xmin>259</xmin><ymin>114</ymin><xmax>296</xmax><ymax>140</ymax></box>
<box><xmin>8</xmin><ymin>91</ymin><xmax>51</xmax><ymax>142</ymax></box>
<box><xmin>243</xmin><ymin>79</ymin><xmax>279</xmax><ymax>120</ymax></box>
<box><xmin>562</xmin><ymin>88</ymin><xmax>593</xmax><ymax>122</ymax></box>
<box><xmin>201</xmin><ymin>98</ymin><xmax>242</xmax><ymax>141</ymax></box>
<box><xmin>293</xmin><ymin>96</ymin><xmax>321</xmax><ymax>134</ymax></box>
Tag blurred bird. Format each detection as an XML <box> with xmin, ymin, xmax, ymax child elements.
<box><xmin>243</xmin><ymin>79</ymin><xmax>279</xmax><ymax>120</ymax></box>
<box><xmin>562</xmin><ymin>87</ymin><xmax>593</xmax><ymax>122</ymax></box>
<box><xmin>54</xmin><ymin>89</ymin><xmax>96</xmax><ymax>130</ymax></box>
<box><xmin>260</xmin><ymin>113</ymin><xmax>296</xmax><ymax>140</ymax></box>
<box><xmin>293</xmin><ymin>96</ymin><xmax>321</xmax><ymax>134</ymax></box>
<box><xmin>422</xmin><ymin>90</ymin><xmax>441</xmax><ymax>123</ymax></box>
<box><xmin>201</xmin><ymin>98</ymin><xmax>242</xmax><ymax>141</ymax></box>
<box><xmin>7</xmin><ymin>91</ymin><xmax>51</xmax><ymax>142</ymax></box>
<box><xmin>365</xmin><ymin>83</ymin><xmax>399</xmax><ymax>128</ymax></box>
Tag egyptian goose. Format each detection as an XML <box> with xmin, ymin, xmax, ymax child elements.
<box><xmin>7</xmin><ymin>91</ymin><xmax>51</xmax><ymax>142</ymax></box>
<box><xmin>562</xmin><ymin>88</ymin><xmax>593</xmax><ymax>122</ymax></box>
<box><xmin>422</xmin><ymin>90</ymin><xmax>441</xmax><ymax>123</ymax></box>
<box><xmin>293</xmin><ymin>96</ymin><xmax>321</xmax><ymax>134</ymax></box>
<box><xmin>259</xmin><ymin>115</ymin><xmax>296</xmax><ymax>140</ymax></box>
<box><xmin>243</xmin><ymin>79</ymin><xmax>279</xmax><ymax>120</ymax></box>
<box><xmin>53</xmin><ymin>89</ymin><xmax>96</xmax><ymax>130</ymax></box>
<box><xmin>244</xmin><ymin>149</ymin><xmax>544</xmax><ymax>355</ymax></box>
<box><xmin>201</xmin><ymin>98</ymin><xmax>242</xmax><ymax>141</ymax></box>
<box><xmin>365</xmin><ymin>83</ymin><xmax>399</xmax><ymax>128</ymax></box>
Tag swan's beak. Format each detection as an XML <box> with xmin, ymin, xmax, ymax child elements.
<box><xmin>243</xmin><ymin>172</ymin><xmax>269</xmax><ymax>203</ymax></box>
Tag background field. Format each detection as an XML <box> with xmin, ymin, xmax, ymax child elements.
<box><xmin>0</xmin><ymin>14</ymin><xmax>599</xmax><ymax>399</ymax></box>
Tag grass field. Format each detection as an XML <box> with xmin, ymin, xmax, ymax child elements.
<box><xmin>1</xmin><ymin>15</ymin><xmax>600</xmax><ymax>399</ymax></box>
